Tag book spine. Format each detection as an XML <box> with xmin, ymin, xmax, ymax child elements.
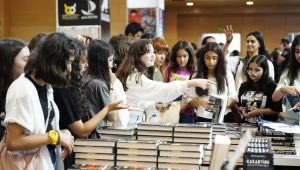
<box><xmin>269</xmin><ymin>137</ymin><xmax>293</xmax><ymax>142</ymax></box>
<box><xmin>273</xmin><ymin>150</ymin><xmax>297</xmax><ymax>155</ymax></box>
<box><xmin>261</xmin><ymin>131</ymin><xmax>293</xmax><ymax>137</ymax></box>
<box><xmin>271</xmin><ymin>142</ymin><xmax>295</xmax><ymax>147</ymax></box>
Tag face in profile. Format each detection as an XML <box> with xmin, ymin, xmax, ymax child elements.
<box><xmin>155</xmin><ymin>51</ymin><xmax>166</xmax><ymax>67</ymax></box>
<box><xmin>64</xmin><ymin>54</ymin><xmax>75</xmax><ymax>80</ymax></box>
<box><xmin>13</xmin><ymin>47</ymin><xmax>30</xmax><ymax>79</ymax></box>
<box><xmin>79</xmin><ymin>51</ymin><xmax>88</xmax><ymax>75</ymax></box>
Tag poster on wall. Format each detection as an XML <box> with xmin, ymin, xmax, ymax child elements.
<box><xmin>58</xmin><ymin>0</ymin><xmax>101</xmax><ymax>26</ymax></box>
<box><xmin>128</xmin><ymin>8</ymin><xmax>156</xmax><ymax>36</ymax></box>
<box><xmin>157</xmin><ymin>8</ymin><xmax>164</xmax><ymax>37</ymax></box>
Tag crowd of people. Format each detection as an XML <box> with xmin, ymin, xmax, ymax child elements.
<box><xmin>0</xmin><ymin>22</ymin><xmax>299</xmax><ymax>169</ymax></box>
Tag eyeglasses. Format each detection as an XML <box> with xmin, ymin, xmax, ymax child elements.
<box><xmin>247</xmin><ymin>70</ymin><xmax>262</xmax><ymax>76</ymax></box>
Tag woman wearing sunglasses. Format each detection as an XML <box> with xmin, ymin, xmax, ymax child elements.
<box><xmin>237</xmin><ymin>55</ymin><xmax>282</xmax><ymax>123</ymax></box>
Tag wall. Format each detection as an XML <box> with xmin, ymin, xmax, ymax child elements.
<box><xmin>0</xmin><ymin>0</ymin><xmax>11</xmax><ymax>38</ymax></box>
<box><xmin>165</xmin><ymin>5</ymin><xmax>300</xmax><ymax>55</ymax></box>
<box><xmin>110</xmin><ymin>0</ymin><xmax>127</xmax><ymax>36</ymax></box>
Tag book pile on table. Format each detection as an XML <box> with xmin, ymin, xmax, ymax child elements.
<box><xmin>98</xmin><ymin>126</ymin><xmax>137</xmax><ymax>140</ymax></box>
<box><xmin>137</xmin><ymin>122</ymin><xmax>174</xmax><ymax>142</ymax></box>
<box><xmin>157</xmin><ymin>143</ymin><xmax>206</xmax><ymax>169</ymax></box>
<box><xmin>115</xmin><ymin>139</ymin><xmax>165</xmax><ymax>168</ymax></box>
<box><xmin>73</xmin><ymin>139</ymin><xmax>116</xmax><ymax>166</ymax></box>
<box><xmin>173</xmin><ymin>122</ymin><xmax>212</xmax><ymax>149</ymax></box>
<box><xmin>258</xmin><ymin>125</ymin><xmax>296</xmax><ymax>155</ymax></box>
<box><xmin>244</xmin><ymin>137</ymin><xmax>274</xmax><ymax>170</ymax></box>
<box><xmin>69</xmin><ymin>164</ymin><xmax>157</xmax><ymax>170</ymax></box>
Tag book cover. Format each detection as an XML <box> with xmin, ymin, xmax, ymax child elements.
<box><xmin>98</xmin><ymin>126</ymin><xmax>137</xmax><ymax>136</ymax></box>
<box><xmin>243</xmin><ymin>148</ymin><xmax>273</xmax><ymax>170</ymax></box>
<box><xmin>286</xmin><ymin>94</ymin><xmax>300</xmax><ymax>112</ymax></box>
<box><xmin>206</xmin><ymin>93</ymin><xmax>227</xmax><ymax>123</ymax></box>
<box><xmin>259</xmin><ymin>125</ymin><xmax>293</xmax><ymax>137</ymax></box>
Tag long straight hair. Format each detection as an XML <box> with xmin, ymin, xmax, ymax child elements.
<box><xmin>87</xmin><ymin>39</ymin><xmax>114</xmax><ymax>90</ymax></box>
<box><xmin>195</xmin><ymin>42</ymin><xmax>226</xmax><ymax>96</ymax></box>
<box><xmin>286</xmin><ymin>34</ymin><xmax>300</xmax><ymax>85</ymax></box>
<box><xmin>0</xmin><ymin>38</ymin><xmax>27</xmax><ymax>97</ymax></box>
<box><xmin>242</xmin><ymin>31</ymin><xmax>267</xmax><ymax>75</ymax></box>
<box><xmin>116</xmin><ymin>39</ymin><xmax>155</xmax><ymax>91</ymax></box>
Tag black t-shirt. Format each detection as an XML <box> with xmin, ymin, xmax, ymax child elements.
<box><xmin>0</xmin><ymin>96</ymin><xmax>6</xmax><ymax>140</ymax></box>
<box><xmin>25</xmin><ymin>74</ymin><xmax>55</xmax><ymax>149</ymax></box>
<box><xmin>53</xmin><ymin>87</ymin><xmax>81</xmax><ymax>137</ymax></box>
<box><xmin>237</xmin><ymin>81</ymin><xmax>282</xmax><ymax>121</ymax></box>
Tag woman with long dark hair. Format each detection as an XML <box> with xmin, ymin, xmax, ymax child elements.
<box><xmin>227</xmin><ymin>31</ymin><xmax>274</xmax><ymax>91</ymax></box>
<box><xmin>187</xmin><ymin>42</ymin><xmax>238</xmax><ymax>122</ymax></box>
<box><xmin>237</xmin><ymin>55</ymin><xmax>282</xmax><ymax>123</ymax></box>
<box><xmin>273</xmin><ymin>34</ymin><xmax>300</xmax><ymax>125</ymax></box>
<box><xmin>116</xmin><ymin>39</ymin><xmax>215</xmax><ymax>127</ymax></box>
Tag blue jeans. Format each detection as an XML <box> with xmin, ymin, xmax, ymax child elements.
<box><xmin>127</xmin><ymin>113</ymin><xmax>144</xmax><ymax>127</ymax></box>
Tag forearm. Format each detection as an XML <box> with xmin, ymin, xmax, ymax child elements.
<box><xmin>272</xmin><ymin>88</ymin><xmax>285</xmax><ymax>101</ymax></box>
<box><xmin>6</xmin><ymin>123</ymin><xmax>51</xmax><ymax>151</ymax></box>
<box><xmin>262</xmin><ymin>108</ymin><xmax>280</xmax><ymax>115</ymax></box>
<box><xmin>180</xmin><ymin>103</ymin><xmax>189</xmax><ymax>112</ymax></box>
<box><xmin>227</xmin><ymin>98</ymin><xmax>237</xmax><ymax>108</ymax></box>
<box><xmin>188</xmin><ymin>99</ymin><xmax>202</xmax><ymax>107</ymax></box>
<box><xmin>223</xmin><ymin>41</ymin><xmax>231</xmax><ymax>57</ymax></box>
<box><xmin>69</xmin><ymin>106</ymin><xmax>109</xmax><ymax>138</ymax></box>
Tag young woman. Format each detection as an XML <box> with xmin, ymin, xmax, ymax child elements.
<box><xmin>237</xmin><ymin>55</ymin><xmax>282</xmax><ymax>123</ymax></box>
<box><xmin>272</xmin><ymin>34</ymin><xmax>300</xmax><ymax>125</ymax></box>
<box><xmin>151</xmin><ymin>37</ymin><xmax>169</xmax><ymax>82</ymax></box>
<box><xmin>108</xmin><ymin>34</ymin><xmax>131</xmax><ymax>73</ymax></box>
<box><xmin>0</xmin><ymin>38</ymin><xmax>29</xmax><ymax>141</ymax></box>
<box><xmin>227</xmin><ymin>31</ymin><xmax>275</xmax><ymax>91</ymax></box>
<box><xmin>187</xmin><ymin>42</ymin><xmax>238</xmax><ymax>122</ymax></box>
<box><xmin>165</xmin><ymin>40</ymin><xmax>197</xmax><ymax>123</ymax></box>
<box><xmin>54</xmin><ymin>40</ymin><xmax>129</xmax><ymax>169</ymax></box>
<box><xmin>81</xmin><ymin>39</ymin><xmax>124</xmax><ymax>131</ymax></box>
<box><xmin>3</xmin><ymin>32</ymin><xmax>75</xmax><ymax>169</ymax></box>
<box><xmin>116</xmin><ymin>39</ymin><xmax>215</xmax><ymax>127</ymax></box>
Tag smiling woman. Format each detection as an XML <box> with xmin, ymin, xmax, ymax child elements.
<box><xmin>116</xmin><ymin>39</ymin><xmax>216</xmax><ymax>127</ymax></box>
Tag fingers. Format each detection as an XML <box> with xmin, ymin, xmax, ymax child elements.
<box><xmin>207</xmin><ymin>80</ymin><xmax>217</xmax><ymax>85</ymax></box>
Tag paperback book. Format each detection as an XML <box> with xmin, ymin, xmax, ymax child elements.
<box><xmin>286</xmin><ymin>94</ymin><xmax>300</xmax><ymax>112</ymax></box>
<box><xmin>206</xmin><ymin>93</ymin><xmax>227</xmax><ymax>123</ymax></box>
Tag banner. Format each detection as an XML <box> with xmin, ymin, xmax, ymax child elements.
<box><xmin>58</xmin><ymin>0</ymin><xmax>101</xmax><ymax>26</ymax></box>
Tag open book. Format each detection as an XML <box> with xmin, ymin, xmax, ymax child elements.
<box><xmin>286</xmin><ymin>94</ymin><xmax>300</xmax><ymax>112</ymax></box>
<box><xmin>206</xmin><ymin>93</ymin><xmax>227</xmax><ymax>123</ymax></box>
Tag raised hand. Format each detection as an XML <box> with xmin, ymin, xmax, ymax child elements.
<box><xmin>223</xmin><ymin>25</ymin><xmax>233</xmax><ymax>42</ymax></box>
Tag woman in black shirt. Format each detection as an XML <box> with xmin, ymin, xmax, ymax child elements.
<box><xmin>237</xmin><ymin>55</ymin><xmax>282</xmax><ymax>122</ymax></box>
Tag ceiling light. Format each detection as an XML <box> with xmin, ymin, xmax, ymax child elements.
<box><xmin>187</xmin><ymin>2</ymin><xmax>193</xmax><ymax>6</ymax></box>
<box><xmin>246</xmin><ymin>1</ymin><xmax>253</xmax><ymax>5</ymax></box>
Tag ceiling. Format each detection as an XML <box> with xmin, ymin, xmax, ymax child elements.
<box><xmin>165</xmin><ymin>0</ymin><xmax>300</xmax><ymax>7</ymax></box>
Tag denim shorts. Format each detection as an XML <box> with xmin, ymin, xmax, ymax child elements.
<box><xmin>127</xmin><ymin>113</ymin><xmax>145</xmax><ymax>127</ymax></box>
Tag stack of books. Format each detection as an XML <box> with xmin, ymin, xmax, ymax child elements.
<box><xmin>73</xmin><ymin>139</ymin><xmax>116</xmax><ymax>166</ymax></box>
<box><xmin>98</xmin><ymin>126</ymin><xmax>137</xmax><ymax>140</ymax></box>
<box><xmin>244</xmin><ymin>137</ymin><xmax>274</xmax><ymax>169</ymax></box>
<box><xmin>115</xmin><ymin>140</ymin><xmax>164</xmax><ymax>168</ymax></box>
<box><xmin>157</xmin><ymin>143</ymin><xmax>205</xmax><ymax>169</ymax></box>
<box><xmin>137</xmin><ymin>122</ymin><xmax>174</xmax><ymax>142</ymax></box>
<box><xmin>258</xmin><ymin>125</ymin><xmax>296</xmax><ymax>155</ymax></box>
<box><xmin>241</xmin><ymin>123</ymin><xmax>258</xmax><ymax>133</ymax></box>
<box><xmin>173</xmin><ymin>123</ymin><xmax>212</xmax><ymax>149</ymax></box>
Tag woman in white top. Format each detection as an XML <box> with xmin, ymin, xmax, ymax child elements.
<box><xmin>272</xmin><ymin>34</ymin><xmax>300</xmax><ymax>125</ymax></box>
<box><xmin>227</xmin><ymin>31</ymin><xmax>274</xmax><ymax>91</ymax></box>
<box><xmin>187</xmin><ymin>42</ymin><xmax>238</xmax><ymax>122</ymax></box>
<box><xmin>3</xmin><ymin>32</ymin><xmax>75</xmax><ymax>170</ymax></box>
<box><xmin>116</xmin><ymin>39</ymin><xmax>216</xmax><ymax>127</ymax></box>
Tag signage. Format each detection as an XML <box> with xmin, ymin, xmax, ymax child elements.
<box><xmin>57</xmin><ymin>0</ymin><xmax>101</xmax><ymax>26</ymax></box>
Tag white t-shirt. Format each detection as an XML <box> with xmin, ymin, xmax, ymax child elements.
<box><xmin>187</xmin><ymin>70</ymin><xmax>238</xmax><ymax>119</ymax></box>
<box><xmin>125</xmin><ymin>69</ymin><xmax>188</xmax><ymax>118</ymax></box>
<box><xmin>4</xmin><ymin>74</ymin><xmax>63</xmax><ymax>170</ymax></box>
<box><xmin>227</xmin><ymin>56</ymin><xmax>275</xmax><ymax>91</ymax></box>
<box><xmin>276</xmin><ymin>69</ymin><xmax>300</xmax><ymax>125</ymax></box>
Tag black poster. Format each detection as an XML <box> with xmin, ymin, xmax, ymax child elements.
<box><xmin>58</xmin><ymin>0</ymin><xmax>101</xmax><ymax>26</ymax></box>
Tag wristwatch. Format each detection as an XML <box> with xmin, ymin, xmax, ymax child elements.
<box><xmin>48</xmin><ymin>130</ymin><xmax>59</xmax><ymax>145</ymax></box>
<box><xmin>259</xmin><ymin>108</ymin><xmax>264</xmax><ymax>117</ymax></box>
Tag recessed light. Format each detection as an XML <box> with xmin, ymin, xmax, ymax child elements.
<box><xmin>246</xmin><ymin>1</ymin><xmax>253</xmax><ymax>5</ymax></box>
<box><xmin>187</xmin><ymin>2</ymin><xmax>193</xmax><ymax>6</ymax></box>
